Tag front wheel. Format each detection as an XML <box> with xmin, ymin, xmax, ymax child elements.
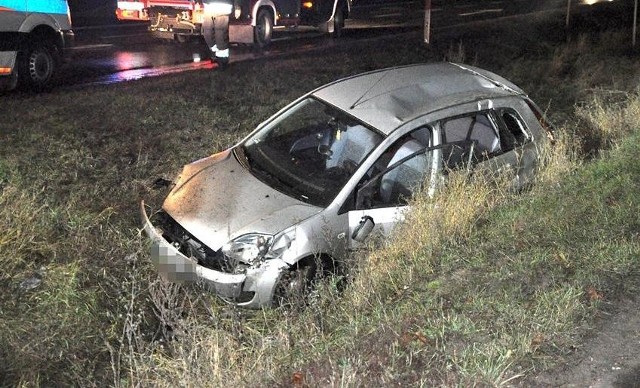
<box><xmin>18</xmin><ymin>42</ymin><xmax>57</xmax><ymax>91</ymax></box>
<box><xmin>273</xmin><ymin>261</ymin><xmax>317</xmax><ymax>308</ymax></box>
<box><xmin>254</xmin><ymin>9</ymin><xmax>273</xmax><ymax>49</ymax></box>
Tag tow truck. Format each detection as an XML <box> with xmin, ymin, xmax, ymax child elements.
<box><xmin>0</xmin><ymin>0</ymin><xmax>74</xmax><ymax>91</ymax></box>
<box><xmin>116</xmin><ymin>0</ymin><xmax>350</xmax><ymax>48</ymax></box>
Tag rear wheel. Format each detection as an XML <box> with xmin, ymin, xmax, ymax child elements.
<box><xmin>18</xmin><ymin>41</ymin><xmax>56</xmax><ymax>91</ymax></box>
<box><xmin>254</xmin><ymin>9</ymin><xmax>273</xmax><ymax>49</ymax></box>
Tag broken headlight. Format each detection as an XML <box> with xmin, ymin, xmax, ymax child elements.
<box><xmin>221</xmin><ymin>229</ymin><xmax>294</xmax><ymax>265</ymax></box>
<box><xmin>265</xmin><ymin>230</ymin><xmax>293</xmax><ymax>260</ymax></box>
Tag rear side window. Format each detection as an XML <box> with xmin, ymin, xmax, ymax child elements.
<box><xmin>496</xmin><ymin>109</ymin><xmax>530</xmax><ymax>152</ymax></box>
<box><xmin>441</xmin><ymin>112</ymin><xmax>500</xmax><ymax>169</ymax></box>
<box><xmin>442</xmin><ymin>113</ymin><xmax>500</xmax><ymax>155</ymax></box>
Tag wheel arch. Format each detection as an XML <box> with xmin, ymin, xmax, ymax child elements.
<box><xmin>20</xmin><ymin>12</ymin><xmax>65</xmax><ymax>35</ymax></box>
<box><xmin>270</xmin><ymin>252</ymin><xmax>340</xmax><ymax>307</ymax></box>
<box><xmin>29</xmin><ymin>25</ymin><xmax>62</xmax><ymax>44</ymax></box>
<box><xmin>288</xmin><ymin>252</ymin><xmax>341</xmax><ymax>276</ymax></box>
<box><xmin>28</xmin><ymin>25</ymin><xmax>63</xmax><ymax>62</ymax></box>
<box><xmin>251</xmin><ymin>1</ymin><xmax>276</xmax><ymax>27</ymax></box>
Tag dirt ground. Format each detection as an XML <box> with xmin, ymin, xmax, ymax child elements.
<box><xmin>521</xmin><ymin>296</ymin><xmax>640</xmax><ymax>387</ymax></box>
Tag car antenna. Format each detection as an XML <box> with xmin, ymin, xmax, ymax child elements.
<box><xmin>350</xmin><ymin>70</ymin><xmax>390</xmax><ymax>110</ymax></box>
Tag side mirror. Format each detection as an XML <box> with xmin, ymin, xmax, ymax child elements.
<box><xmin>351</xmin><ymin>215</ymin><xmax>375</xmax><ymax>243</ymax></box>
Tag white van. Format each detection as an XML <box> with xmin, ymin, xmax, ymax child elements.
<box><xmin>0</xmin><ymin>0</ymin><xmax>74</xmax><ymax>90</ymax></box>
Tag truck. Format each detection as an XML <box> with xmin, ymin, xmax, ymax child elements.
<box><xmin>115</xmin><ymin>0</ymin><xmax>350</xmax><ymax>48</ymax></box>
<box><xmin>0</xmin><ymin>0</ymin><xmax>74</xmax><ymax>91</ymax></box>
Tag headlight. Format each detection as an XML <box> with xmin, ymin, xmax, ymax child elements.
<box><xmin>265</xmin><ymin>231</ymin><xmax>293</xmax><ymax>260</ymax></box>
<box><xmin>222</xmin><ymin>229</ymin><xmax>295</xmax><ymax>265</ymax></box>
<box><xmin>222</xmin><ymin>234</ymin><xmax>271</xmax><ymax>265</ymax></box>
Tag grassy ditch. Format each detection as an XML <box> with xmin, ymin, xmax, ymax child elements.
<box><xmin>1</xmin><ymin>12</ymin><xmax>639</xmax><ymax>387</ymax></box>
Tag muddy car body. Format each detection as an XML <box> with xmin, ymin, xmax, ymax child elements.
<box><xmin>141</xmin><ymin>62</ymin><xmax>552</xmax><ymax>308</ymax></box>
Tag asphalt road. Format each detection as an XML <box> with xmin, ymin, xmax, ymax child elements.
<box><xmin>58</xmin><ymin>0</ymin><xmax>622</xmax><ymax>88</ymax></box>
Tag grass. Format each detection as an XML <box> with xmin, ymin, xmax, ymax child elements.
<box><xmin>1</xmin><ymin>8</ymin><xmax>640</xmax><ymax>386</ymax></box>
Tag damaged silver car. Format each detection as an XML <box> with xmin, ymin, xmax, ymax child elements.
<box><xmin>141</xmin><ymin>62</ymin><xmax>553</xmax><ymax>308</ymax></box>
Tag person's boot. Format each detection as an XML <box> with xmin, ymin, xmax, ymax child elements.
<box><xmin>214</xmin><ymin>55</ymin><xmax>229</xmax><ymax>70</ymax></box>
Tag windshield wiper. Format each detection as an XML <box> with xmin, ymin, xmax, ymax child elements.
<box><xmin>242</xmin><ymin>148</ymin><xmax>311</xmax><ymax>202</ymax></box>
<box><xmin>255</xmin><ymin>166</ymin><xmax>310</xmax><ymax>202</ymax></box>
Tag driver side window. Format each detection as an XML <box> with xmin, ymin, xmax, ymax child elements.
<box><xmin>356</xmin><ymin>127</ymin><xmax>433</xmax><ymax>209</ymax></box>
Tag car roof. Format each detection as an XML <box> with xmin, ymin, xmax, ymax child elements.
<box><xmin>311</xmin><ymin>62</ymin><xmax>526</xmax><ymax>135</ymax></box>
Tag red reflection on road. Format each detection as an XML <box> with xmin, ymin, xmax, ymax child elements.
<box><xmin>93</xmin><ymin>60</ymin><xmax>216</xmax><ymax>85</ymax></box>
<box><xmin>114</xmin><ymin>52</ymin><xmax>149</xmax><ymax>71</ymax></box>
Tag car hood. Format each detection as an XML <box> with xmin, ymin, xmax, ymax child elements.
<box><xmin>162</xmin><ymin>149</ymin><xmax>321</xmax><ymax>251</ymax></box>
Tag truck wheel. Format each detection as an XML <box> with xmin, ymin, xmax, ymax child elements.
<box><xmin>18</xmin><ymin>42</ymin><xmax>56</xmax><ymax>91</ymax></box>
<box><xmin>331</xmin><ymin>4</ymin><xmax>345</xmax><ymax>38</ymax></box>
<box><xmin>174</xmin><ymin>34</ymin><xmax>192</xmax><ymax>44</ymax></box>
<box><xmin>254</xmin><ymin>9</ymin><xmax>273</xmax><ymax>49</ymax></box>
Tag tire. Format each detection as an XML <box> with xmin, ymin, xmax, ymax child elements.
<box><xmin>254</xmin><ymin>9</ymin><xmax>273</xmax><ymax>49</ymax></box>
<box><xmin>331</xmin><ymin>4</ymin><xmax>345</xmax><ymax>38</ymax></box>
<box><xmin>18</xmin><ymin>42</ymin><xmax>57</xmax><ymax>91</ymax></box>
<box><xmin>174</xmin><ymin>34</ymin><xmax>192</xmax><ymax>44</ymax></box>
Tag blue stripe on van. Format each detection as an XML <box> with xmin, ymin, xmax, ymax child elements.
<box><xmin>0</xmin><ymin>0</ymin><xmax>68</xmax><ymax>14</ymax></box>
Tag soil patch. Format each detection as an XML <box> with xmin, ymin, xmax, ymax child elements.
<box><xmin>523</xmin><ymin>296</ymin><xmax>640</xmax><ymax>387</ymax></box>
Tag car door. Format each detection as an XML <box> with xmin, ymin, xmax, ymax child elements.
<box><xmin>342</xmin><ymin>102</ymin><xmax>540</xmax><ymax>249</ymax></box>
<box><xmin>345</xmin><ymin>127</ymin><xmax>440</xmax><ymax>250</ymax></box>
<box><xmin>493</xmin><ymin>105</ymin><xmax>540</xmax><ymax>188</ymax></box>
<box><xmin>440</xmin><ymin>108</ymin><xmax>525</xmax><ymax>188</ymax></box>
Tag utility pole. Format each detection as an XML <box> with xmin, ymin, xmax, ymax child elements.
<box><xmin>424</xmin><ymin>0</ymin><xmax>431</xmax><ymax>44</ymax></box>
<box><xmin>634</xmin><ymin>0</ymin><xmax>638</xmax><ymax>47</ymax></box>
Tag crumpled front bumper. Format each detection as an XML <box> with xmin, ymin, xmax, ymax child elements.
<box><xmin>140</xmin><ymin>201</ymin><xmax>284</xmax><ymax>308</ymax></box>
<box><xmin>141</xmin><ymin>201</ymin><xmax>245</xmax><ymax>298</ymax></box>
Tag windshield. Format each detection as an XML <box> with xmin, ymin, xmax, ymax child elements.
<box><xmin>239</xmin><ymin>97</ymin><xmax>384</xmax><ymax>207</ymax></box>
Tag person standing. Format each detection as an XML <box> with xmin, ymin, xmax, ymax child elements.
<box><xmin>201</xmin><ymin>0</ymin><xmax>233</xmax><ymax>68</ymax></box>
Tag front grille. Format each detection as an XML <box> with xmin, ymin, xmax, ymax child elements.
<box><xmin>153</xmin><ymin>211</ymin><xmax>241</xmax><ymax>273</ymax></box>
